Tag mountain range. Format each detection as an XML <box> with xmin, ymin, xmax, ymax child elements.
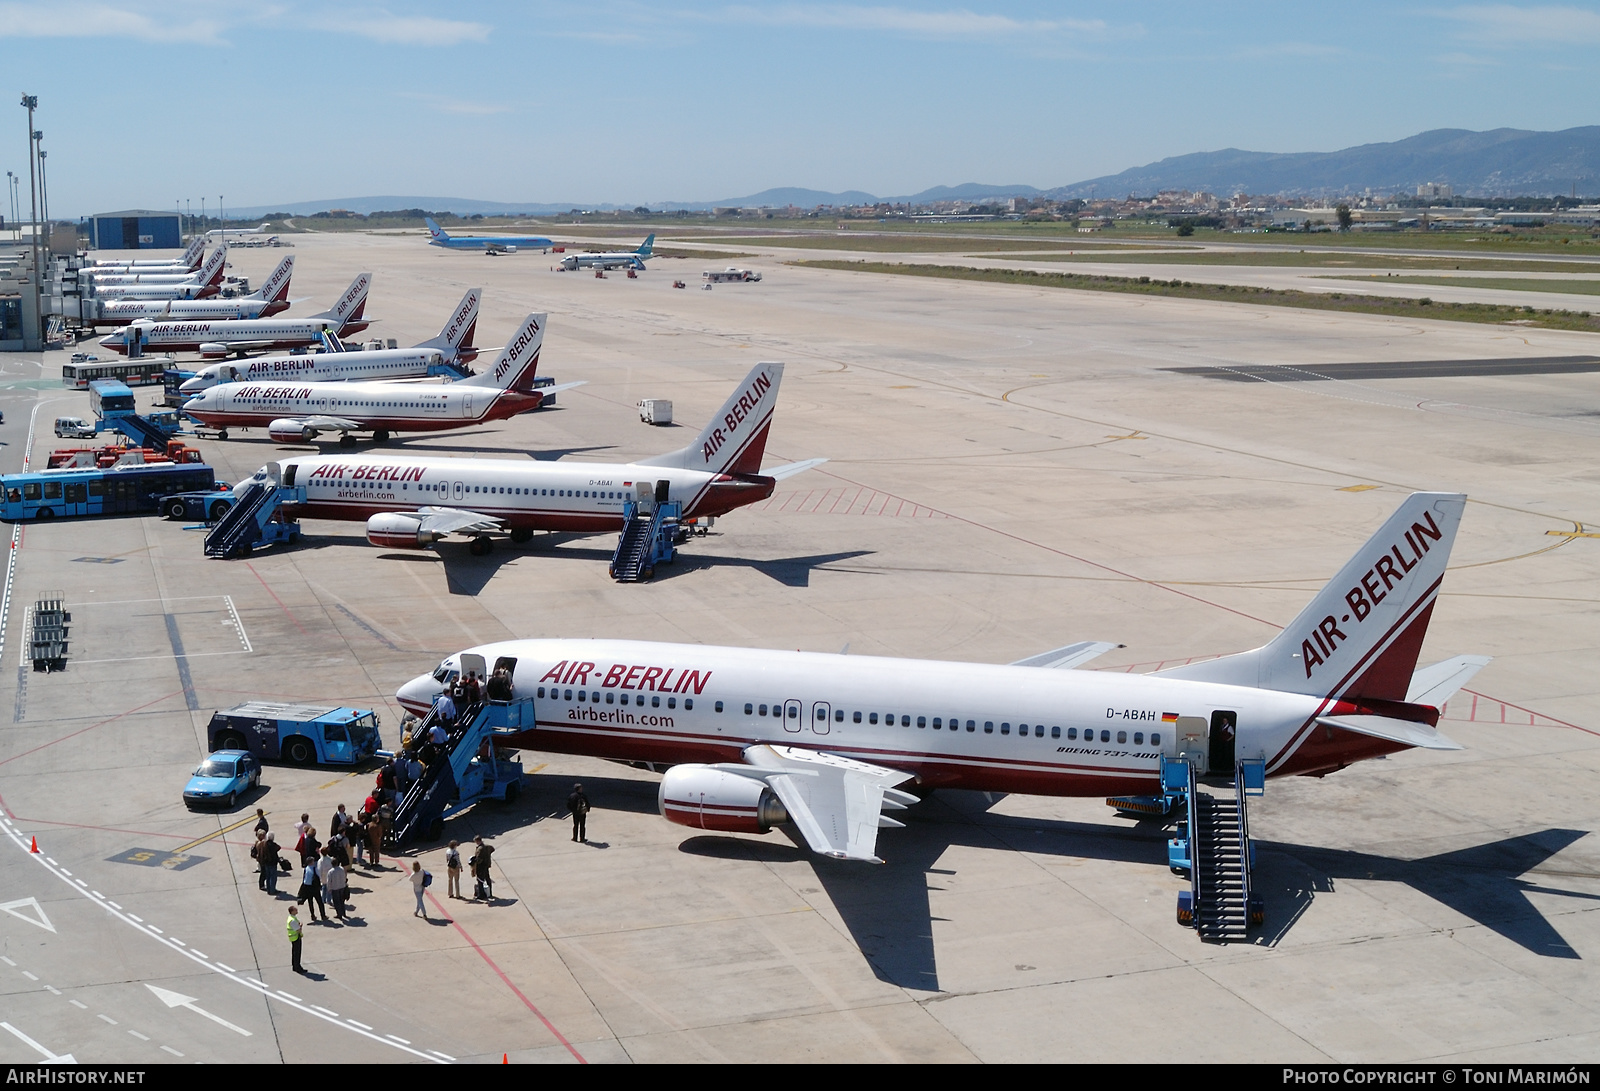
<box><xmin>224</xmin><ymin>126</ymin><xmax>1600</xmax><ymax>219</ymax></box>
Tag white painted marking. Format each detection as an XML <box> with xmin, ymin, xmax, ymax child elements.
<box><xmin>386</xmin><ymin>1034</ymin><xmax>411</xmax><ymax>1044</ymax></box>
<box><xmin>147</xmin><ymin>925</ymin><xmax>162</xmax><ymax>934</ymax></box>
<box><xmin>43</xmin><ymin>985</ymin><xmax>60</xmax><ymax>995</ymax></box>
<box><xmin>276</xmin><ymin>991</ymin><xmax>302</xmax><ymax>1003</ymax></box>
<box><xmin>0</xmin><ymin>896</ymin><xmax>56</xmax><ymax>932</ymax></box>
<box><xmin>128</xmin><ymin>1030</ymin><xmax>150</xmax><ymax>1041</ymax></box>
<box><xmin>21</xmin><ymin>971</ymin><xmax>37</xmax><ymax>980</ymax></box>
<box><xmin>224</xmin><ymin>595</ymin><xmax>253</xmax><ymax>653</ymax></box>
<box><xmin>215</xmin><ymin>962</ymin><xmax>235</xmax><ymax>973</ymax></box>
<box><xmin>145</xmin><ymin>984</ymin><xmax>254</xmax><ymax>1037</ymax></box>
<box><xmin>0</xmin><ymin>815</ymin><xmax>447</xmax><ymax>1062</ymax></box>
<box><xmin>43</xmin><ymin>858</ymin><xmax>56</xmax><ymax>866</ymax></box>
<box><xmin>0</xmin><ymin>956</ymin><xmax>15</xmax><ymax>966</ymax></box>
<box><xmin>312</xmin><ymin>1005</ymin><xmax>339</xmax><ymax>1017</ymax></box>
<box><xmin>57</xmin><ymin>869</ymin><xmax>69</xmax><ymax>877</ymax></box>
<box><xmin>170</xmin><ymin>938</ymin><xmax>185</xmax><ymax>947</ymax></box>
<box><xmin>191</xmin><ymin>950</ymin><xmax>208</xmax><ymax>959</ymax></box>
<box><xmin>347</xmin><ymin>1019</ymin><xmax>373</xmax><ymax>1030</ymax></box>
<box><xmin>68</xmin><ymin>1000</ymin><xmax>86</xmax><ymax>1010</ymax></box>
<box><xmin>1</xmin><ymin>1021</ymin><xmax>76</xmax><ymax>1063</ymax></box>
<box><xmin>90</xmin><ymin>891</ymin><xmax>102</xmax><ymax>899</ymax></box>
<box><xmin>160</xmin><ymin>1045</ymin><xmax>184</xmax><ymax>1057</ymax></box>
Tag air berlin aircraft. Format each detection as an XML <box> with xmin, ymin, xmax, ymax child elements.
<box><xmin>90</xmin><ymin>254</ymin><xmax>295</xmax><ymax>327</ymax></box>
<box><xmin>228</xmin><ymin>361</ymin><xmax>822</xmax><ymax>551</ymax></box>
<box><xmin>86</xmin><ymin>237</ymin><xmax>206</xmax><ymax>272</ymax></box>
<box><xmin>100</xmin><ymin>273</ymin><xmax>372</xmax><ymax>357</ymax></box>
<box><xmin>88</xmin><ymin>244</ymin><xmax>229</xmax><ymax>300</ymax></box>
<box><xmin>183</xmin><ymin>312</ymin><xmax>576</xmax><ymax>444</ymax></box>
<box><xmin>398</xmin><ymin>493</ymin><xmax>1485</xmax><ymax>862</ymax></box>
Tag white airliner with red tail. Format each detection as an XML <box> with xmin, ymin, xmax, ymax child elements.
<box><xmin>184</xmin><ymin>312</ymin><xmax>575</xmax><ymax>444</ymax></box>
<box><xmin>228</xmin><ymin>361</ymin><xmax>820</xmax><ymax>550</ymax></box>
<box><xmin>87</xmin><ymin>237</ymin><xmax>206</xmax><ymax>272</ymax></box>
<box><xmin>177</xmin><ymin>287</ymin><xmax>480</xmax><ymax>394</ymax></box>
<box><xmin>99</xmin><ymin>273</ymin><xmax>372</xmax><ymax>357</ymax></box>
<box><xmin>90</xmin><ymin>255</ymin><xmax>295</xmax><ymax>327</ymax></box>
<box><xmin>398</xmin><ymin>493</ymin><xmax>1486</xmax><ymax>862</ymax></box>
<box><xmin>88</xmin><ymin>244</ymin><xmax>229</xmax><ymax>300</ymax></box>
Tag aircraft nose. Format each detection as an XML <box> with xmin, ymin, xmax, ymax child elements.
<box><xmin>396</xmin><ymin>673</ymin><xmax>439</xmax><ymax>713</ymax></box>
<box><xmin>179</xmin><ymin>378</ymin><xmax>206</xmax><ymax>393</ymax></box>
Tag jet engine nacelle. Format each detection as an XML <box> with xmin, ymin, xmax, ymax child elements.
<box><xmin>658</xmin><ymin>765</ymin><xmax>788</xmax><ymax>834</ymax></box>
<box><xmin>367</xmin><ymin>512</ymin><xmax>445</xmax><ymax>549</ymax></box>
<box><xmin>199</xmin><ymin>342</ymin><xmax>231</xmax><ymax>359</ymax></box>
<box><xmin>268</xmin><ymin>418</ymin><xmax>315</xmax><ymax>444</ymax></box>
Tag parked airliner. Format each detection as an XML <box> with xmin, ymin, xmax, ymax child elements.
<box><xmin>90</xmin><ymin>255</ymin><xmax>294</xmax><ymax>327</ymax></box>
<box><xmin>558</xmin><ymin>235</ymin><xmax>655</xmax><ymax>271</ymax></box>
<box><xmin>88</xmin><ymin>245</ymin><xmax>228</xmax><ymax>300</ymax></box>
<box><xmin>398</xmin><ymin>493</ymin><xmax>1485</xmax><ymax>862</ymax></box>
<box><xmin>99</xmin><ymin>273</ymin><xmax>372</xmax><ymax>357</ymax></box>
<box><xmin>177</xmin><ymin>288</ymin><xmax>480</xmax><ymax>394</ymax></box>
<box><xmin>87</xmin><ymin>237</ymin><xmax>205</xmax><ymax>272</ymax></box>
<box><xmin>425</xmin><ymin>217</ymin><xmax>552</xmax><ymax>254</ymax></box>
<box><xmin>183</xmin><ymin>312</ymin><xmax>577</xmax><ymax>444</ymax></box>
<box><xmin>231</xmin><ymin>361</ymin><xmax>821</xmax><ymax>552</ymax></box>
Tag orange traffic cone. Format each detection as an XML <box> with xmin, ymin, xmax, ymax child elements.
<box><xmin>502</xmin><ymin>1054</ymin><xmax>509</xmax><ymax>1064</ymax></box>
<box><xmin>29</xmin><ymin>836</ymin><xmax>39</xmax><ymax>853</ymax></box>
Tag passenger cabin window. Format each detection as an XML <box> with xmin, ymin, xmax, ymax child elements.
<box><xmin>1151</xmin><ymin>732</ymin><xmax>1161</xmax><ymax>746</ymax></box>
<box><xmin>684</xmin><ymin>699</ymin><xmax>693</xmax><ymax>710</ymax></box>
<box><xmin>869</xmin><ymin>713</ymin><xmax>878</xmax><ymax>724</ymax></box>
<box><xmin>1134</xmin><ymin>732</ymin><xmax>1143</xmax><ymax>745</ymax></box>
<box><xmin>834</xmin><ymin>710</ymin><xmax>844</xmax><ymax>722</ymax></box>
<box><xmin>715</xmin><ymin>701</ymin><xmax>723</xmax><ymax>713</ymax></box>
<box><xmin>668</xmin><ymin>698</ymin><xmax>676</xmax><ymax>709</ymax></box>
<box><xmin>1051</xmin><ymin>726</ymin><xmax>1061</xmax><ymax>739</ymax></box>
<box><xmin>984</xmin><ymin>722</ymin><xmax>994</xmax><ymax>734</ymax></box>
<box><xmin>1100</xmin><ymin>729</ymin><xmax>1110</xmax><ymax>742</ymax></box>
<box><xmin>1067</xmin><ymin>728</ymin><xmax>1077</xmax><ymax>740</ymax></box>
<box><xmin>744</xmin><ymin>703</ymin><xmax>753</xmax><ymax>715</ymax></box>
<box><xmin>1116</xmin><ymin>730</ymin><xmax>1126</xmax><ymax>744</ymax></box>
<box><xmin>853</xmin><ymin>711</ymin><xmax>862</xmax><ymax>723</ymax></box>
<box><xmin>966</xmin><ymin>720</ymin><xmax>975</xmax><ymax>732</ymax></box>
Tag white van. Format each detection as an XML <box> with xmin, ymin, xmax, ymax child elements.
<box><xmin>55</xmin><ymin>417</ymin><xmax>96</xmax><ymax>439</ymax></box>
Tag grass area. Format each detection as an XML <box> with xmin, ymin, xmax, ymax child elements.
<box><xmin>1323</xmin><ymin>275</ymin><xmax>1600</xmax><ymax>296</ymax></box>
<box><xmin>1002</xmin><ymin>249</ymin><xmax>1600</xmax><ymax>272</ymax></box>
<box><xmin>652</xmin><ymin>247</ymin><xmax>757</xmax><ymax>260</ymax></box>
<box><xmin>709</xmin><ymin>234</ymin><xmax>1114</xmax><ymax>253</ymax></box>
<box><xmin>792</xmin><ymin>260</ymin><xmax>1600</xmax><ymax>333</ymax></box>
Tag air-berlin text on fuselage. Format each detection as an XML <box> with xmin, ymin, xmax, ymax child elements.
<box><xmin>246</xmin><ymin>359</ymin><xmax>316</xmax><ymax>375</ymax></box>
<box><xmin>235</xmin><ymin>385</ymin><xmax>313</xmax><ymax>401</ymax></box>
<box><xmin>1300</xmin><ymin>510</ymin><xmax>1444</xmax><ymax>678</ymax></box>
<box><xmin>700</xmin><ymin>370</ymin><xmax>773</xmax><ymax>463</ymax></box>
<box><xmin>307</xmin><ymin>463</ymin><xmax>427</xmax><ymax>482</ymax></box>
<box><xmin>538</xmin><ymin>659</ymin><xmax>711</xmax><ymax>694</ymax></box>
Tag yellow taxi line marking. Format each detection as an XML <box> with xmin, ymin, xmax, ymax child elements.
<box><xmin>172</xmin><ymin>812</ymin><xmax>263</xmax><ymax>854</ymax></box>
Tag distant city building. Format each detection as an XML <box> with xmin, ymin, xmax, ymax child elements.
<box><xmin>1417</xmin><ymin>182</ymin><xmax>1454</xmax><ymax>199</ymax></box>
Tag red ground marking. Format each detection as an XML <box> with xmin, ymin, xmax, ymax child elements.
<box><xmin>423</xmin><ymin>889</ymin><xmax>587</xmax><ymax>1063</ymax></box>
<box><xmin>0</xmin><ymin>687</ymin><xmax>189</xmax><ymax>771</ymax></box>
<box><xmin>244</xmin><ymin>561</ymin><xmax>309</xmax><ymax>636</ymax></box>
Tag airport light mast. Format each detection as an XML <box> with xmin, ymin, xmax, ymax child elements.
<box><xmin>20</xmin><ymin>93</ymin><xmax>41</xmax><ymax>352</ymax></box>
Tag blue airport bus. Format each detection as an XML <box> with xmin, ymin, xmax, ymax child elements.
<box><xmin>0</xmin><ymin>463</ymin><xmax>216</xmax><ymax>522</ymax></box>
<box><xmin>88</xmin><ymin>379</ymin><xmax>136</xmax><ymax>418</ymax></box>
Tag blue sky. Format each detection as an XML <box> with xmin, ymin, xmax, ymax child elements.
<box><xmin>4</xmin><ymin>1</ymin><xmax>1598</xmax><ymax>216</ymax></box>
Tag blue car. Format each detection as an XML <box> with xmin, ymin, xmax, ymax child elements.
<box><xmin>182</xmin><ymin>750</ymin><xmax>261</xmax><ymax>810</ymax></box>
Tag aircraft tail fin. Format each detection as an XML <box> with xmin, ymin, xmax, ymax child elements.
<box><xmin>1155</xmin><ymin>493</ymin><xmax>1468</xmax><ymax>703</ymax></box>
<box><xmin>637</xmin><ymin>233</ymin><xmax>655</xmax><ymax>257</ymax></box>
<box><xmin>312</xmin><ymin>273</ymin><xmax>372</xmax><ymax>330</ymax></box>
<box><xmin>457</xmin><ymin>313</ymin><xmax>545</xmax><ymax>392</ymax></box>
<box><xmin>636</xmin><ymin>363</ymin><xmax>784</xmax><ymax>475</ymax></box>
<box><xmin>425</xmin><ymin>217</ymin><xmax>448</xmax><ymax>242</ymax></box>
<box><xmin>416</xmin><ymin>287</ymin><xmax>480</xmax><ymax>355</ymax></box>
<box><xmin>196</xmin><ymin>243</ymin><xmax>228</xmax><ymax>287</ymax></box>
<box><xmin>181</xmin><ymin>237</ymin><xmax>205</xmax><ymax>270</ymax></box>
<box><xmin>251</xmin><ymin>254</ymin><xmax>294</xmax><ymax>303</ymax></box>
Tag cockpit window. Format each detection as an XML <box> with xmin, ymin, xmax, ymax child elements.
<box><xmin>431</xmin><ymin>662</ymin><xmax>458</xmax><ymax>684</ymax></box>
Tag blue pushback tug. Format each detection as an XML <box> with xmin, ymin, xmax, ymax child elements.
<box><xmin>206</xmin><ymin>702</ymin><xmax>382</xmax><ymax>766</ymax></box>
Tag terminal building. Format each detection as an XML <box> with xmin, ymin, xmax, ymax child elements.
<box><xmin>89</xmin><ymin>210</ymin><xmax>181</xmax><ymax>251</ymax></box>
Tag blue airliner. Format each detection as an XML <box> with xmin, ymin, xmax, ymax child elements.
<box><xmin>425</xmin><ymin>217</ymin><xmax>553</xmax><ymax>254</ymax></box>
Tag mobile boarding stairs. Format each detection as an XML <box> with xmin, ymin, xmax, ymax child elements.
<box><xmin>203</xmin><ymin>463</ymin><xmax>305</xmax><ymax>558</ymax></box>
<box><xmin>1107</xmin><ymin>716</ymin><xmax>1265</xmax><ymax>943</ymax></box>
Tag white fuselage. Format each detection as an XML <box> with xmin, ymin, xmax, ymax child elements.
<box><xmin>101</xmin><ymin>317</ymin><xmax>355</xmax><ymax>356</ymax></box>
<box><xmin>93</xmin><ymin>297</ymin><xmax>279</xmax><ymax>328</ymax></box>
<box><xmin>184</xmin><ymin>379</ymin><xmax>536</xmax><ymax>434</ymax></box>
<box><xmin>180</xmin><ymin>349</ymin><xmax>448</xmax><ymax>393</ymax></box>
<box><xmin>87</xmin><ymin>269</ymin><xmax>211</xmax><ymax>287</ymax></box>
<box><xmin>398</xmin><ymin>639</ymin><xmax>1380</xmax><ymax>795</ymax></box>
<box><xmin>244</xmin><ymin>452</ymin><xmax>772</xmax><ymax>529</ymax></box>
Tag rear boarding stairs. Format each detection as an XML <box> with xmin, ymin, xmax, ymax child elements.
<box><xmin>204</xmin><ymin>463</ymin><xmax>305</xmax><ymax>558</ymax></box>
<box><xmin>1107</xmin><ymin>713</ymin><xmax>1265</xmax><ymax>943</ymax></box>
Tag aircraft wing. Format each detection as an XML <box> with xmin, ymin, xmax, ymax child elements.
<box><xmin>1316</xmin><ymin>714</ymin><xmax>1463</xmax><ymax>751</ymax></box>
<box><xmin>537</xmin><ymin>381</ymin><xmax>587</xmax><ymax>397</ymax></box>
<box><xmin>766</xmin><ymin>458</ymin><xmax>828</xmax><ymax>481</ymax></box>
<box><xmin>1010</xmin><ymin>640</ymin><xmax>1124</xmax><ymax>669</ymax></box>
<box><xmin>210</xmin><ymin>340</ymin><xmax>280</xmax><ymax>354</ymax></box>
<box><xmin>297</xmin><ymin>415</ymin><xmax>364</xmax><ymax>432</ymax></box>
<box><xmin>412</xmin><ymin>506</ymin><xmax>504</xmax><ymax>536</ymax></box>
<box><xmin>715</xmin><ymin>744</ymin><xmax>919</xmax><ymax>863</ymax></box>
